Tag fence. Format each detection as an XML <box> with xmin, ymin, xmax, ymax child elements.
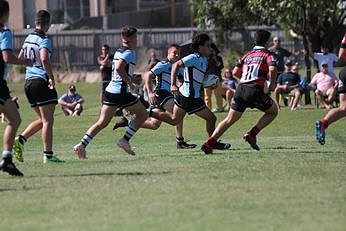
<box><xmin>12</xmin><ymin>26</ymin><xmax>299</xmax><ymax>71</ymax></box>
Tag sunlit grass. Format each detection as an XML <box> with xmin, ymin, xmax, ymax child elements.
<box><xmin>1</xmin><ymin>82</ymin><xmax>345</xmax><ymax>231</ymax></box>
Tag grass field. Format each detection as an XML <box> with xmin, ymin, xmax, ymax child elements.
<box><xmin>1</xmin><ymin>82</ymin><xmax>345</xmax><ymax>231</ymax></box>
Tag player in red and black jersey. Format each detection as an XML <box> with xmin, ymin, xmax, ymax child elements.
<box><xmin>202</xmin><ymin>30</ymin><xmax>278</xmax><ymax>153</ymax></box>
<box><xmin>339</xmin><ymin>33</ymin><xmax>346</xmax><ymax>59</ymax></box>
<box><xmin>315</xmin><ymin>33</ymin><xmax>346</xmax><ymax>145</ymax></box>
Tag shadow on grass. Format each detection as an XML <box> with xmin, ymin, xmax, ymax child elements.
<box><xmin>0</xmin><ymin>188</ymin><xmax>19</xmax><ymax>192</ymax></box>
<box><xmin>45</xmin><ymin>171</ymin><xmax>172</xmax><ymax>178</ymax></box>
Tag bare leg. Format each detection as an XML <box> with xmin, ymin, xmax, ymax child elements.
<box><xmin>141</xmin><ymin>117</ymin><xmax>161</xmax><ymax>130</ymax></box>
<box><xmin>326</xmin><ymin>88</ymin><xmax>336</xmax><ymax>105</ymax></box>
<box><xmin>21</xmin><ymin>107</ymin><xmax>43</xmax><ymax>140</ymax></box>
<box><xmin>211</xmin><ymin>109</ymin><xmax>243</xmax><ymax>140</ymax></box>
<box><xmin>162</xmin><ymin>99</ymin><xmax>183</xmax><ymax>137</ymax></box>
<box><xmin>291</xmin><ymin>91</ymin><xmax>301</xmax><ymax>110</ymax></box>
<box><xmin>254</xmin><ymin>102</ymin><xmax>279</xmax><ymax>130</ymax></box>
<box><xmin>204</xmin><ymin>88</ymin><xmax>212</xmax><ymax>109</ymax></box>
<box><xmin>126</xmin><ymin>101</ymin><xmax>148</xmax><ymax>129</ymax></box>
<box><xmin>72</xmin><ymin>103</ymin><xmax>83</xmax><ymax>116</ymax></box>
<box><xmin>38</xmin><ymin>104</ymin><xmax>56</xmax><ymax>152</ymax></box>
<box><xmin>86</xmin><ymin>105</ymin><xmax>117</xmax><ymax>137</ymax></box>
<box><xmin>1</xmin><ymin>100</ymin><xmax>21</xmax><ymax>151</ymax></box>
<box><xmin>151</xmin><ymin>105</ymin><xmax>186</xmax><ymax>126</ymax></box>
<box><xmin>195</xmin><ymin>107</ymin><xmax>216</xmax><ymax>136</ymax></box>
<box><xmin>323</xmin><ymin>93</ymin><xmax>346</xmax><ymax>125</ymax></box>
<box><xmin>116</xmin><ymin>101</ymin><xmax>148</xmax><ymax>155</ymax></box>
<box><xmin>274</xmin><ymin>89</ymin><xmax>281</xmax><ymax>106</ymax></box>
<box><xmin>315</xmin><ymin>89</ymin><xmax>329</xmax><ymax>108</ymax></box>
<box><xmin>61</xmin><ymin>106</ymin><xmax>73</xmax><ymax>116</ymax></box>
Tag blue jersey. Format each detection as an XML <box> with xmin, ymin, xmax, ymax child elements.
<box><xmin>106</xmin><ymin>46</ymin><xmax>136</xmax><ymax>94</ymax></box>
<box><xmin>0</xmin><ymin>27</ymin><xmax>12</xmax><ymax>80</ymax></box>
<box><xmin>151</xmin><ymin>59</ymin><xmax>183</xmax><ymax>92</ymax></box>
<box><xmin>179</xmin><ymin>53</ymin><xmax>207</xmax><ymax>98</ymax></box>
<box><xmin>21</xmin><ymin>30</ymin><xmax>52</xmax><ymax>80</ymax></box>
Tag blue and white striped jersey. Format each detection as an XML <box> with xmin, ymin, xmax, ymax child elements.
<box><xmin>21</xmin><ymin>30</ymin><xmax>52</xmax><ymax>80</ymax></box>
<box><xmin>179</xmin><ymin>53</ymin><xmax>207</xmax><ymax>98</ymax></box>
<box><xmin>106</xmin><ymin>46</ymin><xmax>136</xmax><ymax>94</ymax></box>
<box><xmin>151</xmin><ymin>60</ymin><xmax>183</xmax><ymax>92</ymax></box>
<box><xmin>0</xmin><ymin>27</ymin><xmax>12</xmax><ymax>80</ymax></box>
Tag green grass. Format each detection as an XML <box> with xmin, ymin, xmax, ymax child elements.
<box><xmin>1</xmin><ymin>83</ymin><xmax>345</xmax><ymax>231</ymax></box>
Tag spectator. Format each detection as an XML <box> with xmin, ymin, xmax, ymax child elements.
<box><xmin>221</xmin><ymin>68</ymin><xmax>238</xmax><ymax>110</ymax></box>
<box><xmin>204</xmin><ymin>43</ymin><xmax>224</xmax><ymax>112</ymax></box>
<box><xmin>313</xmin><ymin>44</ymin><xmax>338</xmax><ymax>78</ymax></box>
<box><xmin>292</xmin><ymin>64</ymin><xmax>308</xmax><ymax>105</ymax></box>
<box><xmin>310</xmin><ymin>62</ymin><xmax>338</xmax><ymax>109</ymax></box>
<box><xmin>58</xmin><ymin>85</ymin><xmax>84</xmax><ymax>116</ymax></box>
<box><xmin>269</xmin><ymin>36</ymin><xmax>294</xmax><ymax>75</ymax></box>
<box><xmin>97</xmin><ymin>44</ymin><xmax>113</xmax><ymax>103</ymax></box>
<box><xmin>274</xmin><ymin>60</ymin><xmax>301</xmax><ymax>110</ymax></box>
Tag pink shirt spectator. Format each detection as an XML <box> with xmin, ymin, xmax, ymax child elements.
<box><xmin>310</xmin><ymin>72</ymin><xmax>338</xmax><ymax>95</ymax></box>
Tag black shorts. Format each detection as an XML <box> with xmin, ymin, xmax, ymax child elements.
<box><xmin>152</xmin><ymin>89</ymin><xmax>174</xmax><ymax>109</ymax></box>
<box><xmin>24</xmin><ymin>78</ymin><xmax>58</xmax><ymax>107</ymax></box>
<box><xmin>174</xmin><ymin>91</ymin><xmax>206</xmax><ymax>114</ymax></box>
<box><xmin>101</xmin><ymin>80</ymin><xmax>110</xmax><ymax>93</ymax></box>
<box><xmin>103</xmin><ymin>91</ymin><xmax>138</xmax><ymax>109</ymax></box>
<box><xmin>337</xmin><ymin>66</ymin><xmax>346</xmax><ymax>94</ymax></box>
<box><xmin>231</xmin><ymin>83</ymin><xmax>274</xmax><ymax>112</ymax></box>
<box><xmin>0</xmin><ymin>80</ymin><xmax>11</xmax><ymax>105</ymax></box>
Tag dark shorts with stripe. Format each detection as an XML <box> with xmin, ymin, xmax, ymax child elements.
<box><xmin>24</xmin><ymin>78</ymin><xmax>58</xmax><ymax>107</ymax></box>
<box><xmin>103</xmin><ymin>91</ymin><xmax>139</xmax><ymax>109</ymax></box>
<box><xmin>152</xmin><ymin>89</ymin><xmax>174</xmax><ymax>110</ymax></box>
<box><xmin>174</xmin><ymin>91</ymin><xmax>206</xmax><ymax>114</ymax></box>
<box><xmin>0</xmin><ymin>80</ymin><xmax>11</xmax><ymax>105</ymax></box>
<box><xmin>337</xmin><ymin>66</ymin><xmax>346</xmax><ymax>94</ymax></box>
<box><xmin>101</xmin><ymin>80</ymin><xmax>110</xmax><ymax>93</ymax></box>
<box><xmin>231</xmin><ymin>83</ymin><xmax>274</xmax><ymax>112</ymax></box>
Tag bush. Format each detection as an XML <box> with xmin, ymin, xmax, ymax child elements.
<box><xmin>222</xmin><ymin>47</ymin><xmax>244</xmax><ymax>69</ymax></box>
<box><xmin>12</xmin><ymin>65</ymin><xmax>25</xmax><ymax>74</ymax></box>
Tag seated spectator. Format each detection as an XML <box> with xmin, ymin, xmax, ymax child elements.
<box><xmin>309</xmin><ymin>62</ymin><xmax>338</xmax><ymax>109</ymax></box>
<box><xmin>292</xmin><ymin>64</ymin><xmax>307</xmax><ymax>98</ymax></box>
<box><xmin>274</xmin><ymin>60</ymin><xmax>301</xmax><ymax>110</ymax></box>
<box><xmin>221</xmin><ymin>68</ymin><xmax>238</xmax><ymax>110</ymax></box>
<box><xmin>58</xmin><ymin>85</ymin><xmax>84</xmax><ymax>116</ymax></box>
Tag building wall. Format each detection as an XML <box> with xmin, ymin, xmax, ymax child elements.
<box><xmin>8</xmin><ymin>0</ymin><xmax>24</xmax><ymax>31</ymax></box>
<box><xmin>36</xmin><ymin>0</ymin><xmax>48</xmax><ymax>10</ymax></box>
<box><xmin>8</xmin><ymin>0</ymin><xmax>188</xmax><ymax>31</ymax></box>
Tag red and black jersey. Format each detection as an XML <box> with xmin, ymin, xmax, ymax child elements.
<box><xmin>341</xmin><ymin>33</ymin><xmax>346</xmax><ymax>48</ymax></box>
<box><xmin>236</xmin><ymin>46</ymin><xmax>277</xmax><ymax>88</ymax></box>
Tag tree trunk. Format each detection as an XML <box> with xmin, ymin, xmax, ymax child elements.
<box><xmin>302</xmin><ymin>34</ymin><xmax>312</xmax><ymax>104</ymax></box>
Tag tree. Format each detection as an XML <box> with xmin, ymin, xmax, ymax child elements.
<box><xmin>189</xmin><ymin>0</ymin><xmax>261</xmax><ymax>45</ymax></box>
<box><xmin>248</xmin><ymin>0</ymin><xmax>346</xmax><ymax>103</ymax></box>
<box><xmin>190</xmin><ymin>0</ymin><xmax>346</xmax><ymax>104</ymax></box>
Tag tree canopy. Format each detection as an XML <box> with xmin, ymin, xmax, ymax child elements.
<box><xmin>190</xmin><ymin>0</ymin><xmax>346</xmax><ymax>104</ymax></box>
<box><xmin>190</xmin><ymin>0</ymin><xmax>346</xmax><ymax>53</ymax></box>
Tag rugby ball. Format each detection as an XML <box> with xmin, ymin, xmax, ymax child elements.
<box><xmin>203</xmin><ymin>74</ymin><xmax>220</xmax><ymax>88</ymax></box>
